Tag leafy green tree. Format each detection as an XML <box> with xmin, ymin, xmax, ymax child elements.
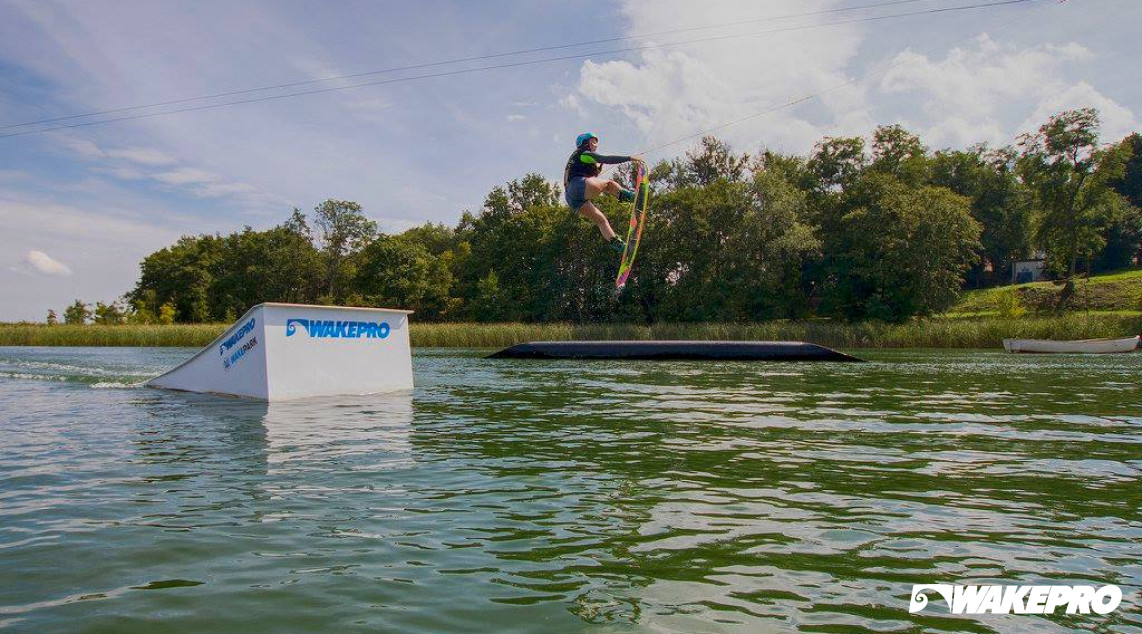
<box><xmin>129</xmin><ymin>235</ymin><xmax>220</xmax><ymax>322</ymax></box>
<box><xmin>454</xmin><ymin>174</ymin><xmax>564</xmax><ymax>320</ymax></box>
<box><xmin>283</xmin><ymin>207</ymin><xmax>312</xmax><ymax>238</ymax></box>
<box><xmin>659</xmin><ymin>136</ymin><xmax>750</xmax><ymax>189</ymax></box>
<box><xmin>158</xmin><ymin>302</ymin><xmax>176</xmax><ymax>325</ymax></box>
<box><xmin>633</xmin><ymin>171</ymin><xmax>819</xmax><ymax>322</ymax></box>
<box><xmin>93</xmin><ymin>301</ymin><xmax>126</xmax><ymax>325</ymax></box>
<box><xmin>399</xmin><ymin>222</ymin><xmax>461</xmax><ymax>256</ymax></box>
<box><xmin>870</xmin><ymin>125</ymin><xmax>929</xmax><ymax>186</ymax></box>
<box><xmin>351</xmin><ymin>234</ymin><xmax>454</xmax><ymax>319</ymax></box>
<box><xmin>1112</xmin><ymin>134</ymin><xmax>1142</xmax><ymax>205</ymax></box>
<box><xmin>1098</xmin><ymin>133</ymin><xmax>1142</xmax><ymax>271</ymax></box>
<box><xmin>929</xmin><ymin>146</ymin><xmax>1034</xmax><ymax>286</ymax></box>
<box><xmin>808</xmin><ymin>136</ymin><xmax>867</xmax><ymax>192</ymax></box>
<box><xmin>525</xmin><ymin>198</ymin><xmax>628</xmax><ymax>323</ymax></box>
<box><xmin>742</xmin><ymin>170</ymin><xmax>823</xmax><ymax>318</ymax></box>
<box><xmin>312</xmin><ymin>199</ymin><xmax>378</xmax><ymax>300</ymax></box>
<box><xmin>129</xmin><ymin>214</ymin><xmax>323</xmax><ymax>322</ymax></box>
<box><xmin>213</xmin><ymin>224</ymin><xmax>323</xmax><ymax>313</ymax></box>
<box><xmin>1095</xmin><ymin>204</ymin><xmax>1142</xmax><ymax>272</ymax></box>
<box><xmin>46</xmin><ymin>309</ymin><xmax>58</xmax><ymax>325</ymax></box>
<box><xmin>825</xmin><ymin>174</ymin><xmax>981</xmax><ymax>320</ymax></box>
<box><xmin>506</xmin><ymin>173</ymin><xmax>562</xmax><ymax>211</ymax></box>
<box><xmin>470</xmin><ymin>271</ymin><xmax>509</xmax><ymax>321</ymax></box>
<box><xmin>753</xmin><ymin>150</ymin><xmax>820</xmax><ymax>193</ymax></box>
<box><xmin>64</xmin><ymin>300</ymin><xmax>91</xmax><ymax>325</ymax></box>
<box><xmin>129</xmin><ymin>289</ymin><xmax>159</xmax><ymax>324</ymax></box>
<box><xmin>1018</xmin><ymin>109</ymin><xmax>1125</xmax><ymax>300</ymax></box>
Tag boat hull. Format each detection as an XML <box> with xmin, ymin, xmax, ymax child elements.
<box><xmin>1002</xmin><ymin>336</ymin><xmax>1140</xmax><ymax>354</ymax></box>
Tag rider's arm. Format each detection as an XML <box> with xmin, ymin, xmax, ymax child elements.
<box><xmin>580</xmin><ymin>152</ymin><xmax>631</xmax><ymax>166</ymax></box>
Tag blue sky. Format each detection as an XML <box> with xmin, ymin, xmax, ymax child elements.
<box><xmin>0</xmin><ymin>0</ymin><xmax>1138</xmax><ymax>321</ymax></box>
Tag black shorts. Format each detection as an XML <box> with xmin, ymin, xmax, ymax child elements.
<box><xmin>565</xmin><ymin>177</ymin><xmax>588</xmax><ymax>210</ymax></box>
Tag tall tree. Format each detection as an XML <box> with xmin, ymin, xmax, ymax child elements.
<box><xmin>129</xmin><ymin>216</ymin><xmax>323</xmax><ymax>322</ymax></box>
<box><xmin>1017</xmin><ymin>108</ymin><xmax>1125</xmax><ymax>301</ymax></box>
<box><xmin>808</xmin><ymin>136</ymin><xmax>867</xmax><ymax>193</ymax></box>
<box><xmin>64</xmin><ymin>300</ymin><xmax>91</xmax><ymax>325</ymax></box>
<box><xmin>1098</xmin><ymin>134</ymin><xmax>1142</xmax><ymax>270</ymax></box>
<box><xmin>93</xmin><ymin>301</ymin><xmax>126</xmax><ymax>325</ymax></box>
<box><xmin>825</xmin><ymin>174</ymin><xmax>980</xmax><ymax>320</ymax></box>
<box><xmin>870</xmin><ymin>124</ymin><xmax>929</xmax><ymax>185</ymax></box>
<box><xmin>659</xmin><ymin>136</ymin><xmax>750</xmax><ymax>189</ymax></box>
<box><xmin>454</xmin><ymin>174</ymin><xmax>564</xmax><ymax>320</ymax></box>
<box><xmin>929</xmin><ymin>146</ymin><xmax>1034</xmax><ymax>286</ymax></box>
<box><xmin>129</xmin><ymin>234</ymin><xmax>220</xmax><ymax>322</ymax></box>
<box><xmin>351</xmin><ymin>234</ymin><xmax>454</xmax><ymax>319</ymax></box>
<box><xmin>312</xmin><ymin>199</ymin><xmax>378</xmax><ymax>301</ymax></box>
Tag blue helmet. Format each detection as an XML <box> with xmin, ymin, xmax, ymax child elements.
<box><xmin>576</xmin><ymin>132</ymin><xmax>598</xmax><ymax>148</ymax></box>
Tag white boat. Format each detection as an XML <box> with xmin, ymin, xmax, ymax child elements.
<box><xmin>1002</xmin><ymin>335</ymin><xmax>1140</xmax><ymax>354</ymax></box>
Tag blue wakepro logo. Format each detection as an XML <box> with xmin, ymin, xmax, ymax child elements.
<box><xmin>286</xmin><ymin>318</ymin><xmax>391</xmax><ymax>340</ymax></box>
<box><xmin>219</xmin><ymin>317</ymin><xmax>256</xmax><ymax>355</ymax></box>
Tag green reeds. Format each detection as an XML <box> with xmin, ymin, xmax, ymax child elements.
<box><xmin>0</xmin><ymin>324</ymin><xmax>227</xmax><ymax>347</ymax></box>
<box><xmin>2</xmin><ymin>313</ymin><xmax>1138</xmax><ymax>349</ymax></box>
<box><xmin>408</xmin><ymin>315</ymin><xmax>1141</xmax><ymax>348</ymax></box>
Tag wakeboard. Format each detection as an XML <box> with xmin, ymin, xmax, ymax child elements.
<box><xmin>615</xmin><ymin>160</ymin><xmax>650</xmax><ymax>290</ymax></box>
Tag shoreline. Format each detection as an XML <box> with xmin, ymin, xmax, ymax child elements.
<box><xmin>2</xmin><ymin>313</ymin><xmax>1139</xmax><ymax>349</ymax></box>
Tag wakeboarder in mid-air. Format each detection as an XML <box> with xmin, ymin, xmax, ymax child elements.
<box><xmin>563</xmin><ymin>133</ymin><xmax>639</xmax><ymax>253</ymax></box>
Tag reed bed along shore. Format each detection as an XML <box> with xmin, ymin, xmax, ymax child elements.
<box><xmin>2</xmin><ymin>313</ymin><xmax>1139</xmax><ymax>349</ymax></box>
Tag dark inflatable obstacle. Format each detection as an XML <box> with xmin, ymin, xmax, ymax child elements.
<box><xmin>488</xmin><ymin>340</ymin><xmax>863</xmax><ymax>362</ymax></box>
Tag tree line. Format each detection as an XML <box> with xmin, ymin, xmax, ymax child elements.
<box><xmin>60</xmin><ymin>107</ymin><xmax>1142</xmax><ymax>325</ymax></box>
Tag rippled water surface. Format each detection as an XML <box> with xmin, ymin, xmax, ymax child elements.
<box><xmin>1</xmin><ymin>346</ymin><xmax>1139</xmax><ymax>633</ymax></box>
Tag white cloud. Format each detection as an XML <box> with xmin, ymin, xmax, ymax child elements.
<box><xmin>1017</xmin><ymin>82</ymin><xmax>1139</xmax><ymax>145</ymax></box>
<box><xmin>46</xmin><ymin>132</ymin><xmax>278</xmax><ymax>205</ymax></box>
<box><xmin>0</xmin><ymin>196</ymin><xmax>178</xmax><ymax>249</ymax></box>
<box><xmin>571</xmin><ymin>3</ymin><xmax>1139</xmax><ymax>156</ymax></box>
<box><xmin>292</xmin><ymin>58</ymin><xmax>395</xmax><ymax>118</ymax></box>
<box><xmin>153</xmin><ymin>167</ymin><xmax>217</xmax><ymax>185</ymax></box>
<box><xmin>560</xmin><ymin>93</ymin><xmax>585</xmax><ymax>115</ymax></box>
<box><xmin>878</xmin><ymin>35</ymin><xmax>1138</xmax><ymax>147</ymax></box>
<box><xmin>106</xmin><ymin>146</ymin><xmax>177</xmax><ymax>166</ymax></box>
<box><xmin>572</xmin><ymin>0</ymin><xmax>865</xmax><ymax>155</ymax></box>
<box><xmin>97</xmin><ymin>166</ymin><xmax>147</xmax><ymax>180</ymax></box>
<box><xmin>194</xmin><ymin>181</ymin><xmax>258</xmax><ymax>198</ymax></box>
<box><xmin>18</xmin><ymin>250</ymin><xmax>72</xmax><ymax>276</ymax></box>
<box><xmin>151</xmin><ymin>167</ymin><xmax>273</xmax><ymax>201</ymax></box>
<box><xmin>506</xmin><ymin>114</ymin><xmax>526</xmax><ymax>122</ymax></box>
<box><xmin>57</xmin><ymin>135</ymin><xmax>106</xmax><ymax>159</ymax></box>
<box><xmin>0</xmin><ymin>195</ymin><xmax>181</xmax><ymax>321</ymax></box>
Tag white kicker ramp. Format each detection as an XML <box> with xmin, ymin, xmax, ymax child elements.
<box><xmin>146</xmin><ymin>303</ymin><xmax>414</xmax><ymax>400</ymax></box>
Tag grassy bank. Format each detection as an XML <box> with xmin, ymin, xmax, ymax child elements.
<box><xmin>3</xmin><ymin>313</ymin><xmax>1139</xmax><ymax>349</ymax></box>
<box><xmin>951</xmin><ymin>268</ymin><xmax>1142</xmax><ymax>315</ymax></box>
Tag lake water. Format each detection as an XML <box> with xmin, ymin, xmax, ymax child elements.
<box><xmin>1</xmin><ymin>347</ymin><xmax>1139</xmax><ymax>633</ymax></box>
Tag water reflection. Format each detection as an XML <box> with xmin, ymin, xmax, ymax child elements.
<box><xmin>0</xmin><ymin>348</ymin><xmax>1138</xmax><ymax>633</ymax></box>
<box><xmin>408</xmin><ymin>350</ymin><xmax>1141</xmax><ymax>631</ymax></box>
<box><xmin>262</xmin><ymin>393</ymin><xmax>414</xmax><ymax>469</ymax></box>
